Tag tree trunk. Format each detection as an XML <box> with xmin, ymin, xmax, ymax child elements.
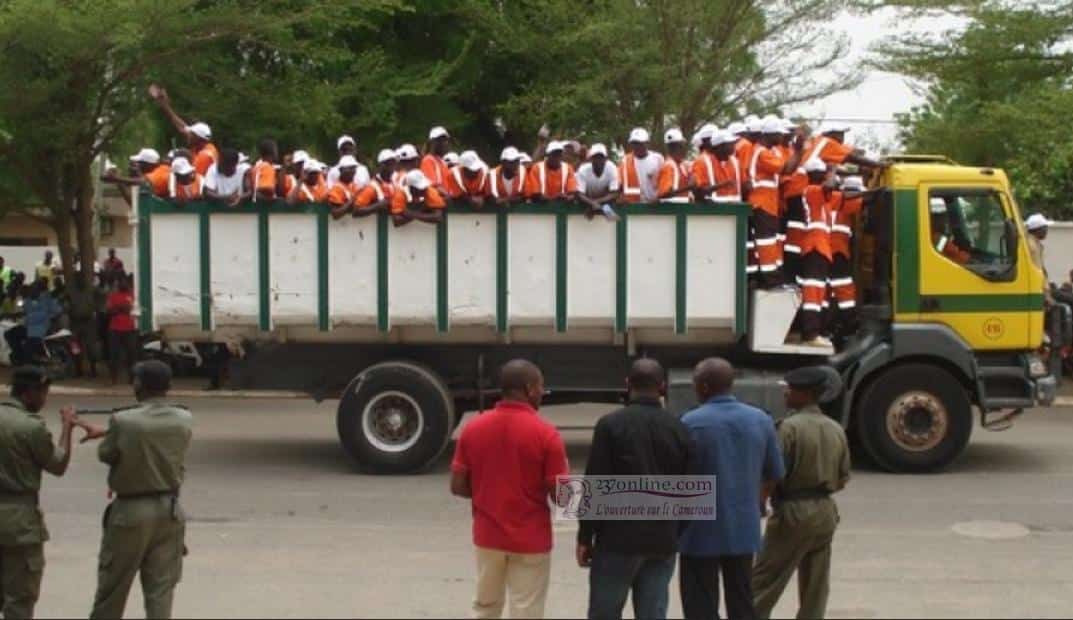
<box><xmin>74</xmin><ymin>163</ymin><xmax>98</xmax><ymax>289</ymax></box>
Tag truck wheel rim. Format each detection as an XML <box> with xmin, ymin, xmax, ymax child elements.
<box><xmin>362</xmin><ymin>391</ymin><xmax>424</xmax><ymax>453</ymax></box>
<box><xmin>886</xmin><ymin>391</ymin><xmax>948</xmax><ymax>452</ymax></box>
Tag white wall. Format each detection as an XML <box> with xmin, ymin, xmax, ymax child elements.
<box><xmin>1043</xmin><ymin>223</ymin><xmax>1073</xmax><ymax>285</ymax></box>
<box><xmin>0</xmin><ymin>246</ymin><xmax>133</xmax><ymax>280</ymax></box>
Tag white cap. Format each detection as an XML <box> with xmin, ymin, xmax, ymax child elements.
<box><xmin>303</xmin><ymin>159</ymin><xmax>322</xmax><ymax>173</ymax></box>
<box><xmin>780</xmin><ymin>119</ymin><xmax>797</xmax><ymax>134</ymax></box>
<box><xmin>727</xmin><ymin>121</ymin><xmax>747</xmax><ymax>136</ymax></box>
<box><xmin>337</xmin><ymin>155</ymin><xmax>359</xmax><ymax>168</ymax></box>
<box><xmin>428</xmin><ymin>126</ymin><xmax>450</xmax><ymax>140</ymax></box>
<box><xmin>377</xmin><ymin>149</ymin><xmax>397</xmax><ymax>164</ymax></box>
<box><xmin>443</xmin><ymin>151</ymin><xmax>460</xmax><ymax>166</ymax></box>
<box><xmin>929</xmin><ymin>198</ymin><xmax>947</xmax><ymax>214</ymax></box>
<box><xmin>803</xmin><ymin>159</ymin><xmax>827</xmax><ymax>173</ymax></box>
<box><xmin>664</xmin><ymin>128</ymin><xmax>686</xmax><ymax>144</ymax></box>
<box><xmin>337</xmin><ymin>135</ymin><xmax>356</xmax><ymax>150</ymax></box>
<box><xmin>628</xmin><ymin>128</ymin><xmax>650</xmax><ymax>143</ymax></box>
<box><xmin>292</xmin><ymin>150</ymin><xmax>310</xmax><ymax>164</ymax></box>
<box><xmin>821</xmin><ymin>121</ymin><xmax>852</xmax><ymax>134</ymax></box>
<box><xmin>588</xmin><ymin>143</ymin><xmax>609</xmax><ymax>158</ymax></box>
<box><xmin>842</xmin><ymin>175</ymin><xmax>864</xmax><ymax>191</ymax></box>
<box><xmin>712</xmin><ymin>131</ymin><xmax>738</xmax><ymax>147</ymax></box>
<box><xmin>187</xmin><ymin>122</ymin><xmax>212</xmax><ymax>140</ymax></box>
<box><xmin>519</xmin><ymin>152</ymin><xmax>533</xmax><ymax>164</ymax></box>
<box><xmin>500</xmin><ymin>146</ymin><xmax>521</xmax><ymax>162</ymax></box>
<box><xmin>1025</xmin><ymin>213</ymin><xmax>1052</xmax><ymax>231</ymax></box>
<box><xmin>761</xmin><ymin>117</ymin><xmax>784</xmax><ymax>135</ymax></box>
<box><xmin>395</xmin><ymin>143</ymin><xmax>419</xmax><ymax>160</ymax></box>
<box><xmin>129</xmin><ymin>148</ymin><xmax>160</xmax><ymax>164</ymax></box>
<box><xmin>546</xmin><ymin>140</ymin><xmax>565</xmax><ymax>153</ymax></box>
<box><xmin>238</xmin><ymin>152</ymin><xmax>250</xmax><ymax>164</ymax></box>
<box><xmin>692</xmin><ymin>123</ymin><xmax>717</xmax><ymax>146</ymax></box>
<box><xmin>404</xmin><ymin>169</ymin><xmax>430</xmax><ymax>190</ymax></box>
<box><xmin>746</xmin><ymin>117</ymin><xmax>765</xmax><ymax>133</ymax></box>
<box><xmin>318</xmin><ymin>160</ymin><xmax>330</xmax><ymax>172</ymax></box>
<box><xmin>171</xmin><ymin>157</ymin><xmax>195</xmax><ymax>175</ymax></box>
<box><xmin>459</xmin><ymin>150</ymin><xmax>483</xmax><ymax>171</ymax></box>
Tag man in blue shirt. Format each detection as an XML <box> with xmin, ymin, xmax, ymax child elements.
<box><xmin>22</xmin><ymin>281</ymin><xmax>61</xmax><ymax>362</ymax></box>
<box><xmin>678</xmin><ymin>357</ymin><xmax>785</xmax><ymax>620</ymax></box>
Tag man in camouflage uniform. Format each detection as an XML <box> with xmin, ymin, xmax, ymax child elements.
<box><xmin>752</xmin><ymin>366</ymin><xmax>851</xmax><ymax>620</ymax></box>
<box><xmin>83</xmin><ymin>360</ymin><xmax>193</xmax><ymax>620</ymax></box>
<box><xmin>0</xmin><ymin>367</ymin><xmax>77</xmax><ymax>619</ymax></box>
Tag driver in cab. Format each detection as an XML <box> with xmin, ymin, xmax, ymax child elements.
<box><xmin>930</xmin><ymin>198</ymin><xmax>971</xmax><ymax>264</ymax></box>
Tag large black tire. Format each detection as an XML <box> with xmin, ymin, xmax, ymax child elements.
<box><xmin>336</xmin><ymin>361</ymin><xmax>455</xmax><ymax>474</ymax></box>
<box><xmin>855</xmin><ymin>363</ymin><xmax>973</xmax><ymax>473</ymax></box>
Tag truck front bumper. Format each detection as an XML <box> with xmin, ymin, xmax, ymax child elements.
<box><xmin>1035</xmin><ymin>374</ymin><xmax>1058</xmax><ymax>407</ymax></box>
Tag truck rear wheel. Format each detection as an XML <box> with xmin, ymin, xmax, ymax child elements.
<box><xmin>856</xmin><ymin>363</ymin><xmax>972</xmax><ymax>473</ymax></box>
<box><xmin>337</xmin><ymin>361</ymin><xmax>456</xmax><ymax>474</ymax></box>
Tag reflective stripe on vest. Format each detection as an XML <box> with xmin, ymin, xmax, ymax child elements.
<box><xmin>937</xmin><ymin>236</ymin><xmax>949</xmax><ymax>252</ymax></box>
<box><xmin>796</xmin><ymin>137</ymin><xmax>830</xmax><ymax>176</ymax></box>
<box><xmin>492</xmin><ymin>169</ymin><xmax>522</xmax><ymax>198</ymax></box>
<box><xmin>621</xmin><ymin>155</ymin><xmax>641</xmax><ymax>196</ymax></box>
<box><xmin>750</xmin><ymin>147</ymin><xmax>779</xmax><ymax>189</ymax></box>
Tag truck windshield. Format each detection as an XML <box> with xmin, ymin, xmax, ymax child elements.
<box><xmin>929</xmin><ymin>189</ymin><xmax>1015</xmax><ymax>279</ymax></box>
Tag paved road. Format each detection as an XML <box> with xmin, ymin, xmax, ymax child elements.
<box><xmin>26</xmin><ymin>395</ymin><xmax>1073</xmax><ymax>618</ymax></box>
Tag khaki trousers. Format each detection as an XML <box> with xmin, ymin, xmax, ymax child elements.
<box><xmin>473</xmin><ymin>547</ymin><xmax>550</xmax><ymax>619</ymax></box>
<box><xmin>0</xmin><ymin>544</ymin><xmax>44</xmax><ymax>620</ymax></box>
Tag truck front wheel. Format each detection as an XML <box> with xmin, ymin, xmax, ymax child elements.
<box><xmin>856</xmin><ymin>364</ymin><xmax>973</xmax><ymax>473</ymax></box>
<box><xmin>337</xmin><ymin>361</ymin><xmax>456</xmax><ymax>474</ymax></box>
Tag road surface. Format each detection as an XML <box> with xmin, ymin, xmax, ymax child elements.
<box><xmin>26</xmin><ymin>395</ymin><xmax>1073</xmax><ymax>618</ymax></box>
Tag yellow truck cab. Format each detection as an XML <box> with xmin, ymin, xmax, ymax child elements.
<box><xmin>835</xmin><ymin>155</ymin><xmax>1059</xmax><ymax>471</ymax></box>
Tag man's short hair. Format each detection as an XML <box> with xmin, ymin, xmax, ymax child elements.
<box><xmin>628</xmin><ymin>358</ymin><xmax>665</xmax><ymax>391</ymax></box>
<box><xmin>133</xmin><ymin>360</ymin><xmax>172</xmax><ymax>393</ymax></box>
<box><xmin>11</xmin><ymin>366</ymin><xmax>50</xmax><ymax>398</ymax></box>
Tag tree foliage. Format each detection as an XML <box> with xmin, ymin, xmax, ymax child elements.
<box><xmin>872</xmin><ymin>1</ymin><xmax>1073</xmax><ymax>217</ymax></box>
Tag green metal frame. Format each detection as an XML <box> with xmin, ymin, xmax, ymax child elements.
<box><xmin>135</xmin><ymin>191</ymin><xmax>751</xmax><ymax>336</ymax></box>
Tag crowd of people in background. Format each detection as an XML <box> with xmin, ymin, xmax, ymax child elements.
<box><xmin>0</xmin><ymin>249</ymin><xmax>139</xmax><ymax>385</ymax></box>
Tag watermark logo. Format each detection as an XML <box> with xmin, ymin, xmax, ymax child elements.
<box><xmin>553</xmin><ymin>475</ymin><xmax>716</xmax><ymax>521</ymax></box>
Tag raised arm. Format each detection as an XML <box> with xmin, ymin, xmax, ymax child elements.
<box><xmin>149</xmin><ymin>85</ymin><xmax>191</xmax><ymax>139</ymax></box>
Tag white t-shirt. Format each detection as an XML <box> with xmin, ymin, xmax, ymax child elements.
<box><xmin>203</xmin><ymin>162</ymin><xmax>250</xmax><ymax>196</ymax></box>
<box><xmin>576</xmin><ymin>161</ymin><xmax>620</xmax><ymax>198</ymax></box>
<box><xmin>631</xmin><ymin>152</ymin><xmax>664</xmax><ymax>202</ymax></box>
<box><xmin>327</xmin><ymin>160</ymin><xmax>370</xmax><ymax>189</ymax></box>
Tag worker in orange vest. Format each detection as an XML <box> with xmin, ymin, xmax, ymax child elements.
<box><xmin>392</xmin><ymin>169</ymin><xmax>446</xmax><ymax>227</ymax></box>
<box><xmin>828</xmin><ymin>175</ymin><xmax>871</xmax><ymax>343</ymax></box>
<box><xmin>799</xmin><ymin>159</ymin><xmax>836</xmax><ymax>347</ymax></box>
<box><xmin>393</xmin><ymin>144</ymin><xmax>421</xmax><ymax>188</ymax></box>
<box><xmin>734</xmin><ymin>117</ymin><xmax>761</xmax><ymax>196</ymax></box>
<box><xmin>657</xmin><ymin>129</ymin><xmax>693</xmax><ymax>203</ymax></box>
<box><xmin>489</xmin><ymin>147</ymin><xmax>527</xmax><ymax>206</ymax></box>
<box><xmin>782</xmin><ymin>122</ymin><xmax>885</xmax><ymax>283</ymax></box>
<box><xmin>149</xmin><ymin>84</ymin><xmax>218</xmax><ymax>176</ymax></box>
<box><xmin>352</xmin><ymin>149</ymin><xmax>399</xmax><ymax>217</ymax></box>
<box><xmin>620</xmin><ymin>128</ymin><xmax>664</xmax><ymax>204</ymax></box>
<box><xmin>250</xmin><ymin>139</ymin><xmax>281</xmax><ymax>203</ymax></box>
<box><xmin>525</xmin><ymin>141</ymin><xmax>578</xmax><ymax>202</ymax></box>
<box><xmin>445</xmin><ymin>150</ymin><xmax>489</xmax><ymax>208</ymax></box>
<box><xmin>168</xmin><ymin>157</ymin><xmax>203</xmax><ymax>204</ymax></box>
<box><xmin>748</xmin><ymin>117</ymin><xmax>804</xmax><ymax>287</ymax></box>
<box><xmin>285</xmin><ymin>159</ymin><xmax>328</xmax><ymax>205</ymax></box>
<box><xmin>421</xmin><ymin>126</ymin><xmax>452</xmax><ymax>196</ymax></box>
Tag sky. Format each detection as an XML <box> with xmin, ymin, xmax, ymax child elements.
<box><xmin>788</xmin><ymin>8</ymin><xmax>966</xmax><ymax>155</ymax></box>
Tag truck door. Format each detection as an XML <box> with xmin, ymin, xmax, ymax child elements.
<box><xmin>912</xmin><ymin>185</ymin><xmax>1038</xmax><ymax>350</ymax></box>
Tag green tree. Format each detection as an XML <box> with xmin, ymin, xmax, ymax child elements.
<box><xmin>872</xmin><ymin>1</ymin><xmax>1073</xmax><ymax>216</ymax></box>
<box><xmin>0</xmin><ymin>0</ymin><xmax>393</xmax><ymax>286</ymax></box>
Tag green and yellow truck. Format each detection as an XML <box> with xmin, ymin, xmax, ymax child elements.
<box><xmin>133</xmin><ymin>155</ymin><xmax>1060</xmax><ymax>474</ymax></box>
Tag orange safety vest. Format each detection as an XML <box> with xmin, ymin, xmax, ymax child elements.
<box><xmin>490</xmin><ymin>166</ymin><xmax>525</xmax><ymax>199</ymax></box>
<box><xmin>801</xmin><ymin>185</ymin><xmax>834</xmax><ymax>261</ymax></box>
<box><xmin>527</xmin><ymin>161</ymin><xmax>575</xmax><ymax>198</ymax></box>
<box><xmin>448</xmin><ymin>166</ymin><xmax>488</xmax><ymax>198</ymax></box>
<box><xmin>658</xmin><ymin>159</ymin><xmax>692</xmax><ymax>203</ymax></box>
<box><xmin>829</xmin><ymin>194</ymin><xmax>861</xmax><ymax>258</ymax></box>
<box><xmin>713</xmin><ymin>156</ymin><xmax>742</xmax><ymax>202</ymax></box>
<box><xmin>169</xmin><ymin>174</ymin><xmax>203</xmax><ymax>200</ymax></box>
<box><xmin>620</xmin><ymin>154</ymin><xmax>643</xmax><ymax>202</ymax></box>
<box><xmin>748</xmin><ymin>146</ymin><xmax>783</xmax><ymax>215</ymax></box>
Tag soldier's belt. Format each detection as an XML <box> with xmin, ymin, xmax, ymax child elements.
<box><xmin>115</xmin><ymin>489</ymin><xmax>179</xmax><ymax>500</ymax></box>
<box><xmin>0</xmin><ymin>492</ymin><xmax>40</xmax><ymax>506</ymax></box>
<box><xmin>777</xmin><ymin>488</ymin><xmax>832</xmax><ymax>502</ymax></box>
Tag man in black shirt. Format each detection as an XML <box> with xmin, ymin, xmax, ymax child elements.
<box><xmin>577</xmin><ymin>358</ymin><xmax>693</xmax><ymax>620</ymax></box>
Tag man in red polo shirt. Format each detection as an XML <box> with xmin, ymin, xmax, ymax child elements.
<box><xmin>451</xmin><ymin>359</ymin><xmax>569</xmax><ymax>619</ymax></box>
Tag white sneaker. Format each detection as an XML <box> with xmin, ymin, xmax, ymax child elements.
<box><xmin>803</xmin><ymin>336</ymin><xmax>833</xmax><ymax>348</ymax></box>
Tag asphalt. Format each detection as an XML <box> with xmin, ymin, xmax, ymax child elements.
<box><xmin>19</xmin><ymin>394</ymin><xmax>1073</xmax><ymax>619</ymax></box>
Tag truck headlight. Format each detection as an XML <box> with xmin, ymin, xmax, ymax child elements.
<box><xmin>1027</xmin><ymin>355</ymin><xmax>1049</xmax><ymax>378</ymax></box>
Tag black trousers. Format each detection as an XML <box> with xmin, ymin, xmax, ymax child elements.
<box><xmin>679</xmin><ymin>554</ymin><xmax>757</xmax><ymax>620</ymax></box>
<box><xmin>108</xmin><ymin>330</ymin><xmax>139</xmax><ymax>382</ymax></box>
